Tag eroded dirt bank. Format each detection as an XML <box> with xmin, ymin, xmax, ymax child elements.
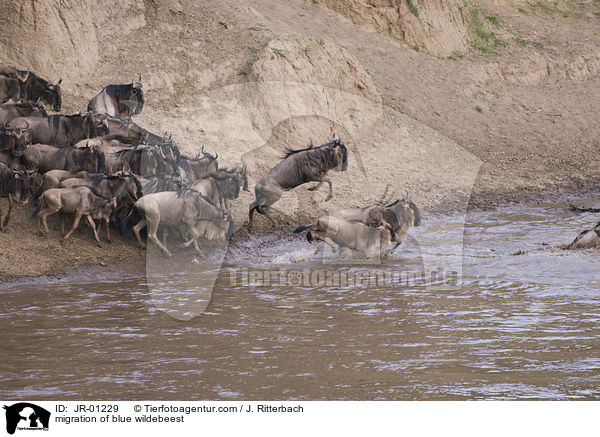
<box><xmin>1</xmin><ymin>0</ymin><xmax>599</xmax><ymax>281</ymax></box>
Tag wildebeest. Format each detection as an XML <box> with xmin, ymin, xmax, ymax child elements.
<box><xmin>336</xmin><ymin>195</ymin><xmax>421</xmax><ymax>254</ymax></box>
<box><xmin>34</xmin><ymin>169</ymin><xmax>92</xmax><ymax>199</ymax></box>
<box><xmin>104</xmin><ymin>146</ymin><xmax>161</xmax><ymax>176</ymax></box>
<box><xmin>139</xmin><ymin>175</ymin><xmax>186</xmax><ymax>194</ymax></box>
<box><xmin>294</xmin><ymin>215</ymin><xmax>394</xmax><ymax>259</ymax></box>
<box><xmin>178</xmin><ymin>147</ymin><xmax>218</xmax><ymax>183</ymax></box>
<box><xmin>88</xmin><ymin>76</ymin><xmax>144</xmax><ymax>119</ymax></box>
<box><xmin>191</xmin><ymin>167</ymin><xmax>248</xmax><ymax>209</ymax></box>
<box><xmin>22</xmin><ymin>144</ymin><xmax>105</xmax><ymax>174</ymax></box>
<box><xmin>248</xmin><ymin>136</ymin><xmax>348</xmax><ymax>230</ymax></box>
<box><xmin>0</xmin><ymin>161</ymin><xmax>33</xmax><ymax>231</ymax></box>
<box><xmin>8</xmin><ymin>112</ymin><xmax>109</xmax><ymax>147</ymax></box>
<box><xmin>0</xmin><ymin>74</ymin><xmax>27</xmax><ymax>104</ymax></box>
<box><xmin>33</xmin><ymin>186</ymin><xmax>116</xmax><ymax>246</ymax></box>
<box><xmin>0</xmin><ymin>121</ymin><xmax>31</xmax><ymax>157</ymax></box>
<box><xmin>0</xmin><ymin>65</ymin><xmax>62</xmax><ymax>111</ymax></box>
<box><xmin>128</xmin><ymin>189</ymin><xmax>227</xmax><ymax>256</ymax></box>
<box><xmin>0</xmin><ymin>101</ymin><xmax>47</xmax><ymax>126</ymax></box>
<box><xmin>564</xmin><ymin>222</ymin><xmax>600</xmax><ymax>249</ymax></box>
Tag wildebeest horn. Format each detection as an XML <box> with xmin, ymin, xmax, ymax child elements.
<box><xmin>309</xmin><ymin>138</ymin><xmax>314</xmax><ymax>148</ymax></box>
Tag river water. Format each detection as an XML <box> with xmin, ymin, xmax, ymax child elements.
<box><xmin>1</xmin><ymin>198</ymin><xmax>599</xmax><ymax>400</ymax></box>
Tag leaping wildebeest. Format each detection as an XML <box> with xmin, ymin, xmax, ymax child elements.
<box><xmin>33</xmin><ymin>186</ymin><xmax>117</xmax><ymax>246</ymax></box>
<box><xmin>248</xmin><ymin>136</ymin><xmax>348</xmax><ymax>231</ymax></box>
<box><xmin>88</xmin><ymin>76</ymin><xmax>144</xmax><ymax>119</ymax></box>
<box><xmin>0</xmin><ymin>161</ymin><xmax>34</xmax><ymax>232</ymax></box>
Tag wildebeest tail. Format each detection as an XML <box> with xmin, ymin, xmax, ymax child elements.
<box><xmin>119</xmin><ymin>205</ymin><xmax>137</xmax><ymax>235</ymax></box>
<box><xmin>33</xmin><ymin>183</ymin><xmax>45</xmax><ymax>201</ymax></box>
<box><xmin>294</xmin><ymin>224</ymin><xmax>310</xmax><ymax>234</ymax></box>
<box><xmin>306</xmin><ymin>231</ymin><xmax>313</xmax><ymax>243</ymax></box>
<box><xmin>31</xmin><ymin>197</ymin><xmax>44</xmax><ymax>218</ymax></box>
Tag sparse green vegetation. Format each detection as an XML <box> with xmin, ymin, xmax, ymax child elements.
<box><xmin>529</xmin><ymin>1</ymin><xmax>584</xmax><ymax>18</ymax></box>
<box><xmin>249</xmin><ymin>24</ymin><xmax>268</xmax><ymax>32</ymax></box>
<box><xmin>518</xmin><ymin>7</ymin><xmax>528</xmax><ymax>14</ymax></box>
<box><xmin>475</xmin><ymin>105</ymin><xmax>483</xmax><ymax>113</ymax></box>
<box><xmin>407</xmin><ymin>0</ymin><xmax>420</xmax><ymax>17</ymax></box>
<box><xmin>517</xmin><ymin>38</ymin><xmax>528</xmax><ymax>47</ymax></box>
<box><xmin>448</xmin><ymin>50</ymin><xmax>465</xmax><ymax>60</ymax></box>
<box><xmin>471</xmin><ymin>8</ymin><xmax>508</xmax><ymax>56</ymax></box>
<box><xmin>365</xmin><ymin>68</ymin><xmax>374</xmax><ymax>81</ymax></box>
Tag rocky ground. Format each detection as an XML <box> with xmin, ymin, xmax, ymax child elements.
<box><xmin>1</xmin><ymin>0</ymin><xmax>599</xmax><ymax>281</ymax></box>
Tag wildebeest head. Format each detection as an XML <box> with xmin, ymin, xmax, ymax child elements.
<box><xmin>2</xmin><ymin>120</ymin><xmax>31</xmax><ymax>156</ymax></box>
<box><xmin>11</xmin><ymin>168</ymin><xmax>34</xmax><ymax>204</ymax></box>
<box><xmin>387</xmin><ymin>194</ymin><xmax>421</xmax><ymax>227</ymax></box>
<box><xmin>87</xmin><ymin>112</ymin><xmax>110</xmax><ymax>138</ymax></box>
<box><xmin>130</xmin><ymin>75</ymin><xmax>144</xmax><ymax>115</ymax></box>
<box><xmin>15</xmin><ymin>70</ymin><xmax>29</xmax><ymax>99</ymax></box>
<box><xmin>26</xmin><ymin>75</ymin><xmax>62</xmax><ymax>111</ymax></box>
<box><xmin>329</xmin><ymin>136</ymin><xmax>348</xmax><ymax>171</ymax></box>
<box><xmin>82</xmin><ymin>143</ymin><xmax>106</xmax><ymax>173</ymax></box>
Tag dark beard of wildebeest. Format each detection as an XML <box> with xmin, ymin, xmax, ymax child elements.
<box><xmin>192</xmin><ymin>167</ymin><xmax>249</xmax><ymax>209</ymax></box>
<box><xmin>0</xmin><ymin>101</ymin><xmax>47</xmax><ymax>126</ymax></box>
<box><xmin>0</xmin><ymin>64</ymin><xmax>62</xmax><ymax>111</ymax></box>
<box><xmin>87</xmin><ymin>77</ymin><xmax>144</xmax><ymax>119</ymax></box>
<box><xmin>0</xmin><ymin>121</ymin><xmax>31</xmax><ymax>158</ymax></box>
<box><xmin>178</xmin><ymin>150</ymin><xmax>219</xmax><ymax>184</ymax></box>
<box><xmin>248</xmin><ymin>137</ymin><xmax>348</xmax><ymax>230</ymax></box>
<box><xmin>7</xmin><ymin>112</ymin><xmax>109</xmax><ymax>147</ymax></box>
<box><xmin>22</xmin><ymin>144</ymin><xmax>105</xmax><ymax>174</ymax></box>
<box><xmin>0</xmin><ymin>161</ymin><xmax>32</xmax><ymax>232</ymax></box>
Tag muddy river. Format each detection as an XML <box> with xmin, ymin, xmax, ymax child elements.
<box><xmin>1</xmin><ymin>199</ymin><xmax>599</xmax><ymax>400</ymax></box>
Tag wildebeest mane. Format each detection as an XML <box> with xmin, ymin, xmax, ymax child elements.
<box><xmin>282</xmin><ymin>138</ymin><xmax>340</xmax><ymax>160</ymax></box>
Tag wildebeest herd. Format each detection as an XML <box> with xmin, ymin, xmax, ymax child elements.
<box><xmin>0</xmin><ymin>62</ymin><xmax>598</xmax><ymax>259</ymax></box>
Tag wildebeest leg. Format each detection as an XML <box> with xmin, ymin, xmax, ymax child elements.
<box><xmin>2</xmin><ymin>195</ymin><xmax>13</xmax><ymax>231</ymax></box>
<box><xmin>161</xmin><ymin>229</ymin><xmax>168</xmax><ymax>248</ymax></box>
<box><xmin>248</xmin><ymin>201</ymin><xmax>259</xmax><ymax>231</ymax></box>
<box><xmin>39</xmin><ymin>206</ymin><xmax>60</xmax><ymax>236</ymax></box>
<box><xmin>147</xmin><ymin>219</ymin><xmax>171</xmax><ymax>257</ymax></box>
<box><xmin>256</xmin><ymin>206</ymin><xmax>277</xmax><ymax>226</ymax></box>
<box><xmin>63</xmin><ymin>212</ymin><xmax>84</xmax><ymax>244</ymax></box>
<box><xmin>308</xmin><ymin>181</ymin><xmax>323</xmax><ymax>191</ymax></box>
<box><xmin>0</xmin><ymin>202</ymin><xmax>4</xmax><ymax>232</ymax></box>
<box><xmin>133</xmin><ymin>219</ymin><xmax>147</xmax><ymax>249</ymax></box>
<box><xmin>60</xmin><ymin>215</ymin><xmax>65</xmax><ymax>236</ymax></box>
<box><xmin>308</xmin><ymin>178</ymin><xmax>333</xmax><ymax>201</ymax></box>
<box><xmin>104</xmin><ymin>218</ymin><xmax>112</xmax><ymax>243</ymax></box>
<box><xmin>85</xmin><ymin>215</ymin><xmax>103</xmax><ymax>247</ymax></box>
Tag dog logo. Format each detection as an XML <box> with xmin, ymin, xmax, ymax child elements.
<box><xmin>3</xmin><ymin>403</ymin><xmax>50</xmax><ymax>435</ymax></box>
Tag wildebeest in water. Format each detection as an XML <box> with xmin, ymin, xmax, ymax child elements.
<box><xmin>88</xmin><ymin>76</ymin><xmax>144</xmax><ymax>119</ymax></box>
<box><xmin>248</xmin><ymin>136</ymin><xmax>348</xmax><ymax>231</ymax></box>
